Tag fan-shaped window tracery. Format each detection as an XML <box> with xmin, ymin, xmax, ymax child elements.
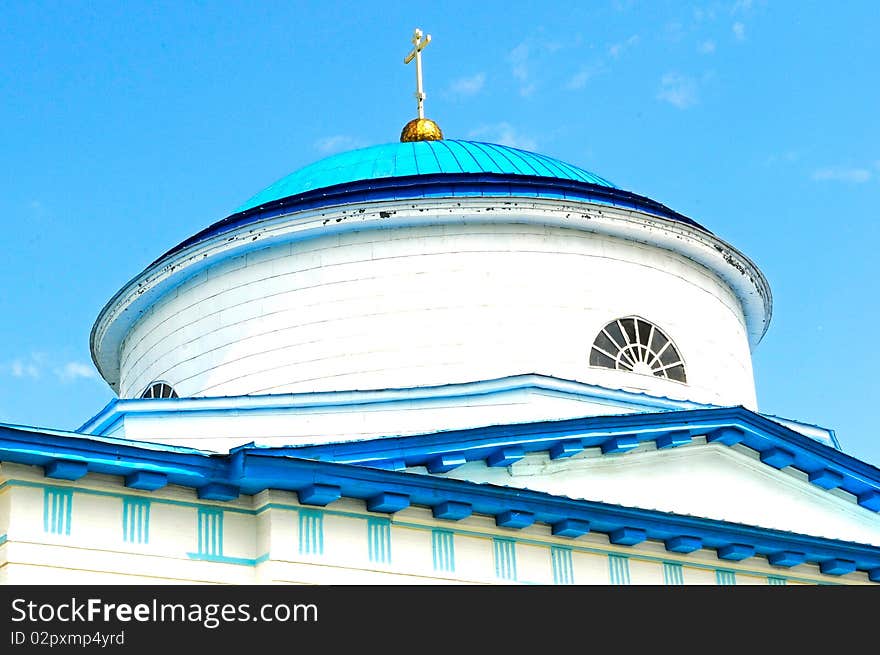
<box><xmin>589</xmin><ymin>317</ymin><xmax>686</xmax><ymax>383</ymax></box>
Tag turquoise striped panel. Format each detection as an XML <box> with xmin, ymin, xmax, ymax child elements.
<box><xmin>299</xmin><ymin>509</ymin><xmax>324</xmax><ymax>555</ymax></box>
<box><xmin>609</xmin><ymin>554</ymin><xmax>631</xmax><ymax>585</ymax></box>
<box><xmin>716</xmin><ymin>569</ymin><xmax>737</xmax><ymax>585</ymax></box>
<box><xmin>551</xmin><ymin>546</ymin><xmax>574</xmax><ymax>585</ymax></box>
<box><xmin>663</xmin><ymin>562</ymin><xmax>684</xmax><ymax>585</ymax></box>
<box><xmin>197</xmin><ymin>508</ymin><xmax>223</xmax><ymax>557</ymax></box>
<box><xmin>43</xmin><ymin>489</ymin><xmax>73</xmax><ymax>535</ymax></box>
<box><xmin>122</xmin><ymin>498</ymin><xmax>151</xmax><ymax>544</ymax></box>
<box><xmin>431</xmin><ymin>529</ymin><xmax>455</xmax><ymax>573</ymax></box>
<box><xmin>367</xmin><ymin>517</ymin><xmax>391</xmax><ymax>564</ymax></box>
<box><xmin>768</xmin><ymin>576</ymin><xmax>786</xmax><ymax>586</ymax></box>
<box><xmin>493</xmin><ymin>538</ymin><xmax>517</xmax><ymax>581</ymax></box>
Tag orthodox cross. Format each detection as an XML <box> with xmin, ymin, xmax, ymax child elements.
<box><xmin>404</xmin><ymin>28</ymin><xmax>432</xmax><ymax>119</ymax></box>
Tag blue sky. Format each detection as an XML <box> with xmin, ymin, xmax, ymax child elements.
<box><xmin>1</xmin><ymin>1</ymin><xmax>878</xmax><ymax>465</ymax></box>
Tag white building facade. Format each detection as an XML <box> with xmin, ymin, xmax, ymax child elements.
<box><xmin>1</xmin><ymin>139</ymin><xmax>878</xmax><ymax>585</ymax></box>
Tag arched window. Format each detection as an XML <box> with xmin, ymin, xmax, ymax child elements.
<box><xmin>141</xmin><ymin>382</ymin><xmax>178</xmax><ymax>399</ymax></box>
<box><xmin>589</xmin><ymin>317</ymin><xmax>686</xmax><ymax>383</ymax></box>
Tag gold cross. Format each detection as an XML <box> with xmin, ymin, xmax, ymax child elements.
<box><xmin>404</xmin><ymin>28</ymin><xmax>432</xmax><ymax>119</ymax></box>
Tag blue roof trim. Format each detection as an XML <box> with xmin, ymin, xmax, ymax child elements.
<box><xmin>78</xmin><ymin>374</ymin><xmax>714</xmax><ymax>437</ymax></box>
<box><xmin>154</xmin><ymin>172</ymin><xmax>706</xmax><ymax>266</ymax></box>
<box><xmin>252</xmin><ymin>406</ymin><xmax>880</xmax><ymax>505</ymax></box>
<box><xmin>0</xmin><ymin>424</ymin><xmax>878</xmax><ymax>578</ymax></box>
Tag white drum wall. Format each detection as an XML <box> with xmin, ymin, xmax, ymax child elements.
<box><xmin>118</xmin><ymin>220</ymin><xmax>757</xmax><ymax>407</ymax></box>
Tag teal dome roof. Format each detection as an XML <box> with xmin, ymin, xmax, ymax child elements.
<box><xmin>236</xmin><ymin>139</ymin><xmax>616</xmax><ymax>213</ymax></box>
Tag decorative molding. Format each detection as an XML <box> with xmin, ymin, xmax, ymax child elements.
<box><xmin>367</xmin><ymin>518</ymin><xmax>391</xmax><ymax>564</ymax></box>
<box><xmin>123</xmin><ymin>498</ymin><xmax>150</xmax><ymax>544</ymax></box>
<box><xmin>43</xmin><ymin>488</ymin><xmax>72</xmax><ymax>536</ymax></box>
<box><xmin>432</xmin><ymin>529</ymin><xmax>455</xmax><ymax>573</ymax></box>
<box><xmin>197</xmin><ymin>508</ymin><xmax>223</xmax><ymax>557</ymax></box>
<box><xmin>493</xmin><ymin>538</ymin><xmax>517</xmax><ymax>581</ymax></box>
<box><xmin>609</xmin><ymin>554</ymin><xmax>631</xmax><ymax>585</ymax></box>
<box><xmin>551</xmin><ymin>546</ymin><xmax>574</xmax><ymax>585</ymax></box>
<box><xmin>716</xmin><ymin>569</ymin><xmax>737</xmax><ymax>585</ymax></box>
<box><xmin>299</xmin><ymin>509</ymin><xmax>324</xmax><ymax>556</ymax></box>
<box><xmin>663</xmin><ymin>561</ymin><xmax>684</xmax><ymax>585</ymax></box>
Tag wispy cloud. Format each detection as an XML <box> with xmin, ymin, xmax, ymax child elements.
<box><xmin>698</xmin><ymin>40</ymin><xmax>716</xmax><ymax>54</ymax></box>
<box><xmin>657</xmin><ymin>73</ymin><xmax>698</xmax><ymax>109</ymax></box>
<box><xmin>811</xmin><ymin>167</ymin><xmax>872</xmax><ymax>183</ymax></box>
<box><xmin>55</xmin><ymin>361</ymin><xmax>99</xmax><ymax>383</ymax></box>
<box><xmin>508</xmin><ymin>41</ymin><xmax>536</xmax><ymax>97</ymax></box>
<box><xmin>6</xmin><ymin>352</ymin><xmax>48</xmax><ymax>380</ymax></box>
<box><xmin>468</xmin><ymin>123</ymin><xmax>537</xmax><ymax>151</ymax></box>
<box><xmin>732</xmin><ymin>22</ymin><xmax>746</xmax><ymax>41</ymax></box>
<box><xmin>608</xmin><ymin>35</ymin><xmax>640</xmax><ymax>58</ymax></box>
<box><xmin>449</xmin><ymin>72</ymin><xmax>486</xmax><ymax>97</ymax></box>
<box><xmin>3</xmin><ymin>353</ymin><xmax>103</xmax><ymax>385</ymax></box>
<box><xmin>507</xmin><ymin>36</ymin><xmax>565</xmax><ymax>97</ymax></box>
<box><xmin>10</xmin><ymin>359</ymin><xmax>40</xmax><ymax>379</ymax></box>
<box><xmin>732</xmin><ymin>0</ymin><xmax>754</xmax><ymax>13</ymax></box>
<box><xmin>314</xmin><ymin>135</ymin><xmax>366</xmax><ymax>155</ymax></box>
<box><xmin>566</xmin><ymin>63</ymin><xmax>606</xmax><ymax>90</ymax></box>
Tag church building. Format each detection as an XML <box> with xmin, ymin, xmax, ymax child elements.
<box><xmin>1</xmin><ymin>30</ymin><xmax>878</xmax><ymax>585</ymax></box>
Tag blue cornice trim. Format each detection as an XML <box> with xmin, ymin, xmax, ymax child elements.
<box><xmin>249</xmin><ymin>405</ymin><xmax>879</xmax><ymax>502</ymax></box>
<box><xmin>0</xmin><ymin>534</ymin><xmax>6</xmax><ymax>547</ymax></box>
<box><xmin>236</xmin><ymin>453</ymin><xmax>880</xmax><ymax>576</ymax></box>
<box><xmin>1</xmin><ymin>422</ymin><xmax>879</xmax><ymax>579</ymax></box>
<box><xmin>77</xmin><ymin>373</ymin><xmax>712</xmax><ymax>435</ymax></box>
<box><xmin>154</xmin><ymin>173</ymin><xmax>707</xmax><ymax>266</ymax></box>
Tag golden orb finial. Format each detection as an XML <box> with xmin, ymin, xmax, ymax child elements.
<box><xmin>401</xmin><ymin>117</ymin><xmax>444</xmax><ymax>142</ymax></box>
<box><xmin>401</xmin><ymin>28</ymin><xmax>443</xmax><ymax>142</ymax></box>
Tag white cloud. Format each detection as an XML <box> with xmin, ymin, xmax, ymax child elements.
<box><xmin>811</xmin><ymin>167</ymin><xmax>872</xmax><ymax>183</ymax></box>
<box><xmin>566</xmin><ymin>63</ymin><xmax>605</xmax><ymax>90</ymax></box>
<box><xmin>10</xmin><ymin>359</ymin><xmax>40</xmax><ymax>379</ymax></box>
<box><xmin>609</xmin><ymin>35</ymin><xmax>640</xmax><ymax>58</ymax></box>
<box><xmin>314</xmin><ymin>135</ymin><xmax>366</xmax><ymax>155</ymax></box>
<box><xmin>732</xmin><ymin>22</ymin><xmax>746</xmax><ymax>40</ymax></box>
<box><xmin>657</xmin><ymin>73</ymin><xmax>698</xmax><ymax>109</ymax></box>
<box><xmin>55</xmin><ymin>361</ymin><xmax>99</xmax><ymax>382</ymax></box>
<box><xmin>508</xmin><ymin>41</ymin><xmax>536</xmax><ymax>97</ymax></box>
<box><xmin>449</xmin><ymin>73</ymin><xmax>486</xmax><ymax>97</ymax></box>
<box><xmin>732</xmin><ymin>0</ymin><xmax>753</xmax><ymax>13</ymax></box>
<box><xmin>7</xmin><ymin>352</ymin><xmax>48</xmax><ymax>380</ymax></box>
<box><xmin>467</xmin><ymin>123</ymin><xmax>537</xmax><ymax>151</ymax></box>
<box><xmin>507</xmin><ymin>36</ymin><xmax>565</xmax><ymax>97</ymax></box>
<box><xmin>699</xmin><ymin>40</ymin><xmax>716</xmax><ymax>54</ymax></box>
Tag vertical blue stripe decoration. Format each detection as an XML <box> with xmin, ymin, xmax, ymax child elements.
<box><xmin>367</xmin><ymin>517</ymin><xmax>392</xmax><ymax>564</ymax></box>
<box><xmin>609</xmin><ymin>554</ymin><xmax>631</xmax><ymax>585</ymax></box>
<box><xmin>768</xmin><ymin>576</ymin><xmax>786</xmax><ymax>586</ymax></box>
<box><xmin>122</xmin><ymin>498</ymin><xmax>151</xmax><ymax>544</ymax></box>
<box><xmin>663</xmin><ymin>562</ymin><xmax>684</xmax><ymax>585</ymax></box>
<box><xmin>551</xmin><ymin>546</ymin><xmax>574</xmax><ymax>585</ymax></box>
<box><xmin>716</xmin><ymin>569</ymin><xmax>737</xmax><ymax>585</ymax></box>
<box><xmin>298</xmin><ymin>509</ymin><xmax>324</xmax><ymax>556</ymax></box>
<box><xmin>431</xmin><ymin>529</ymin><xmax>455</xmax><ymax>573</ymax></box>
<box><xmin>493</xmin><ymin>538</ymin><xmax>517</xmax><ymax>581</ymax></box>
<box><xmin>197</xmin><ymin>507</ymin><xmax>223</xmax><ymax>556</ymax></box>
<box><xmin>43</xmin><ymin>489</ymin><xmax>73</xmax><ymax>535</ymax></box>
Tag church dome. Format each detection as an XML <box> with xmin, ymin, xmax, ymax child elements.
<box><xmin>163</xmin><ymin>140</ymin><xmax>706</xmax><ymax>262</ymax></box>
<box><xmin>236</xmin><ymin>140</ymin><xmax>618</xmax><ymax>214</ymax></box>
<box><xmin>91</xmin><ymin>136</ymin><xmax>770</xmax><ymax>409</ymax></box>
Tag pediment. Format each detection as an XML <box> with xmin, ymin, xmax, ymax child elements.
<box><xmin>442</xmin><ymin>442</ymin><xmax>880</xmax><ymax>547</ymax></box>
